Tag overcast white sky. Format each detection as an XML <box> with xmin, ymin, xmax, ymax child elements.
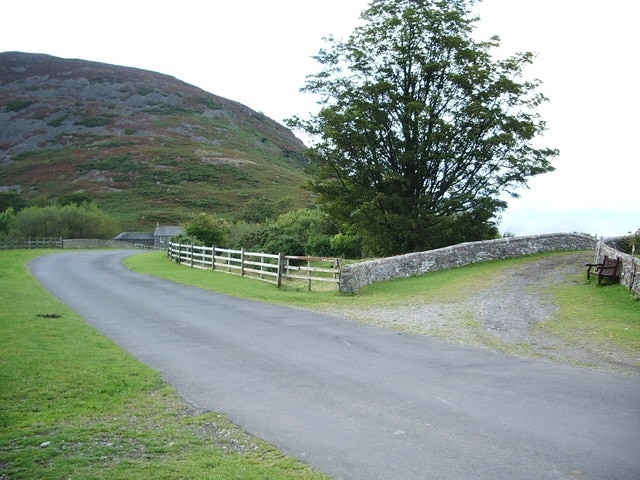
<box><xmin>2</xmin><ymin>0</ymin><xmax>638</xmax><ymax>237</ymax></box>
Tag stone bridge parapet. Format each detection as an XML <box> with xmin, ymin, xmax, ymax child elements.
<box><xmin>339</xmin><ymin>233</ymin><xmax>597</xmax><ymax>292</ymax></box>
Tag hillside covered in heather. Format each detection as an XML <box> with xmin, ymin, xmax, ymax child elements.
<box><xmin>0</xmin><ymin>52</ymin><xmax>314</xmax><ymax>229</ymax></box>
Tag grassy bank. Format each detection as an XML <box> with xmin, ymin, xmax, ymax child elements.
<box><xmin>538</xmin><ymin>276</ymin><xmax>640</xmax><ymax>354</ymax></box>
<box><xmin>0</xmin><ymin>250</ymin><xmax>329</xmax><ymax>480</ymax></box>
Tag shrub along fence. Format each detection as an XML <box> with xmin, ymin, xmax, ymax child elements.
<box><xmin>167</xmin><ymin>242</ymin><xmax>341</xmax><ymax>290</ymax></box>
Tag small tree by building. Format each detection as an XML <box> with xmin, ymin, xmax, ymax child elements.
<box><xmin>183</xmin><ymin>213</ymin><xmax>231</xmax><ymax>246</ymax></box>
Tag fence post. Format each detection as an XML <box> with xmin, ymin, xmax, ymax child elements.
<box><xmin>276</xmin><ymin>253</ymin><xmax>284</xmax><ymax>288</ymax></box>
<box><xmin>189</xmin><ymin>244</ymin><xmax>194</xmax><ymax>268</ymax></box>
<box><xmin>211</xmin><ymin>245</ymin><xmax>216</xmax><ymax>270</ymax></box>
<box><xmin>307</xmin><ymin>258</ymin><xmax>312</xmax><ymax>291</ymax></box>
<box><xmin>240</xmin><ymin>248</ymin><xmax>245</xmax><ymax>277</ymax></box>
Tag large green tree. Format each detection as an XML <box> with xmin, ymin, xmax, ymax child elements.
<box><xmin>292</xmin><ymin>0</ymin><xmax>557</xmax><ymax>256</ymax></box>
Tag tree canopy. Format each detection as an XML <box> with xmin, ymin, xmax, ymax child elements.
<box><xmin>183</xmin><ymin>213</ymin><xmax>231</xmax><ymax>247</ymax></box>
<box><xmin>291</xmin><ymin>0</ymin><xmax>557</xmax><ymax>256</ymax></box>
<box><xmin>5</xmin><ymin>203</ymin><xmax>120</xmax><ymax>239</ymax></box>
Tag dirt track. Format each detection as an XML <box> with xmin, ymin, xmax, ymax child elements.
<box><xmin>322</xmin><ymin>252</ymin><xmax>640</xmax><ymax>376</ymax></box>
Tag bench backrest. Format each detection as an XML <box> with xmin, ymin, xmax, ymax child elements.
<box><xmin>600</xmin><ymin>255</ymin><xmax>620</xmax><ymax>274</ymax></box>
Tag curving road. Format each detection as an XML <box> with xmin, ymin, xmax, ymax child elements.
<box><xmin>30</xmin><ymin>250</ymin><xmax>640</xmax><ymax>480</ymax></box>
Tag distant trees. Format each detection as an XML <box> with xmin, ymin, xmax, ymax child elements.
<box><xmin>290</xmin><ymin>0</ymin><xmax>557</xmax><ymax>256</ymax></box>
<box><xmin>3</xmin><ymin>203</ymin><xmax>120</xmax><ymax>239</ymax></box>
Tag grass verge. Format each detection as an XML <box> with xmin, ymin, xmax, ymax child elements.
<box><xmin>539</xmin><ymin>275</ymin><xmax>640</xmax><ymax>356</ymax></box>
<box><xmin>0</xmin><ymin>250</ymin><xmax>330</xmax><ymax>480</ymax></box>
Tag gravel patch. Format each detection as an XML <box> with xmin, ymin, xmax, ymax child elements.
<box><xmin>321</xmin><ymin>253</ymin><xmax>640</xmax><ymax>376</ymax></box>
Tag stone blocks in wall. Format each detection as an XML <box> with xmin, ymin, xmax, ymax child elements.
<box><xmin>339</xmin><ymin>233</ymin><xmax>597</xmax><ymax>292</ymax></box>
<box><xmin>596</xmin><ymin>238</ymin><xmax>640</xmax><ymax>296</ymax></box>
<box><xmin>62</xmin><ymin>239</ymin><xmax>137</xmax><ymax>249</ymax></box>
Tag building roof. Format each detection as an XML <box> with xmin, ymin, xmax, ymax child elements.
<box><xmin>114</xmin><ymin>232</ymin><xmax>154</xmax><ymax>241</ymax></box>
<box><xmin>154</xmin><ymin>225</ymin><xmax>185</xmax><ymax>237</ymax></box>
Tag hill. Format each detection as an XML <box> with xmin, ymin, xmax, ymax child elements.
<box><xmin>0</xmin><ymin>51</ymin><xmax>313</xmax><ymax>229</ymax></box>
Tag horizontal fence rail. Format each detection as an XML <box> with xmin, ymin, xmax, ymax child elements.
<box><xmin>167</xmin><ymin>242</ymin><xmax>341</xmax><ymax>290</ymax></box>
<box><xmin>0</xmin><ymin>237</ymin><xmax>63</xmax><ymax>249</ymax></box>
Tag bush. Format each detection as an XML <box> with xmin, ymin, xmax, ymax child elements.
<box><xmin>330</xmin><ymin>233</ymin><xmax>362</xmax><ymax>259</ymax></box>
<box><xmin>0</xmin><ymin>207</ymin><xmax>15</xmax><ymax>235</ymax></box>
<box><xmin>619</xmin><ymin>229</ymin><xmax>640</xmax><ymax>255</ymax></box>
<box><xmin>58</xmin><ymin>192</ymin><xmax>93</xmax><ymax>206</ymax></box>
<box><xmin>235</xmin><ymin>208</ymin><xmax>338</xmax><ymax>256</ymax></box>
<box><xmin>264</xmin><ymin>235</ymin><xmax>305</xmax><ymax>256</ymax></box>
<box><xmin>305</xmin><ymin>232</ymin><xmax>333</xmax><ymax>257</ymax></box>
<box><xmin>0</xmin><ymin>192</ymin><xmax>27</xmax><ymax>212</ymax></box>
<box><xmin>8</xmin><ymin>204</ymin><xmax>120</xmax><ymax>238</ymax></box>
<box><xmin>183</xmin><ymin>213</ymin><xmax>231</xmax><ymax>247</ymax></box>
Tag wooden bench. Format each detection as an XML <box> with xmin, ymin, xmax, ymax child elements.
<box><xmin>585</xmin><ymin>255</ymin><xmax>620</xmax><ymax>284</ymax></box>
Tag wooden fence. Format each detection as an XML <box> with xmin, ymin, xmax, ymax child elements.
<box><xmin>167</xmin><ymin>242</ymin><xmax>341</xmax><ymax>290</ymax></box>
<box><xmin>0</xmin><ymin>237</ymin><xmax>63</xmax><ymax>249</ymax></box>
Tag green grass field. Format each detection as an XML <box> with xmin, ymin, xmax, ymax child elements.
<box><xmin>0</xmin><ymin>250</ymin><xmax>329</xmax><ymax>480</ymax></box>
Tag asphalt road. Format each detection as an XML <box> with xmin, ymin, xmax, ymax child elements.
<box><xmin>30</xmin><ymin>250</ymin><xmax>640</xmax><ymax>480</ymax></box>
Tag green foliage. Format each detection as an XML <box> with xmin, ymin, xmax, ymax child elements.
<box><xmin>264</xmin><ymin>235</ymin><xmax>306</xmax><ymax>256</ymax></box>
<box><xmin>58</xmin><ymin>192</ymin><xmax>93</xmax><ymax>206</ymax></box>
<box><xmin>330</xmin><ymin>232</ymin><xmax>362</xmax><ymax>259</ymax></box>
<box><xmin>75</xmin><ymin>114</ymin><xmax>114</xmax><ymax>127</ymax></box>
<box><xmin>0</xmin><ymin>207</ymin><xmax>15</xmax><ymax>235</ymax></box>
<box><xmin>241</xmin><ymin>208</ymin><xmax>340</xmax><ymax>256</ymax></box>
<box><xmin>236</xmin><ymin>197</ymin><xmax>295</xmax><ymax>223</ymax></box>
<box><xmin>292</xmin><ymin>0</ymin><xmax>557</xmax><ymax>256</ymax></box>
<box><xmin>0</xmin><ymin>192</ymin><xmax>27</xmax><ymax>212</ymax></box>
<box><xmin>618</xmin><ymin>229</ymin><xmax>640</xmax><ymax>256</ymax></box>
<box><xmin>47</xmin><ymin>112</ymin><xmax>69</xmax><ymax>127</ymax></box>
<box><xmin>8</xmin><ymin>203</ymin><xmax>120</xmax><ymax>238</ymax></box>
<box><xmin>78</xmin><ymin>154</ymin><xmax>138</xmax><ymax>172</ymax></box>
<box><xmin>4</xmin><ymin>100</ymin><xmax>33</xmax><ymax>112</ymax></box>
<box><xmin>197</xmin><ymin>97</ymin><xmax>223</xmax><ymax>110</ymax></box>
<box><xmin>183</xmin><ymin>213</ymin><xmax>231</xmax><ymax>246</ymax></box>
<box><xmin>229</xmin><ymin>221</ymin><xmax>263</xmax><ymax>248</ymax></box>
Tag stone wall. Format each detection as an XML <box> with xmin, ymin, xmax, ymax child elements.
<box><xmin>339</xmin><ymin>233</ymin><xmax>596</xmax><ymax>292</ymax></box>
<box><xmin>593</xmin><ymin>238</ymin><xmax>640</xmax><ymax>295</ymax></box>
<box><xmin>62</xmin><ymin>239</ymin><xmax>138</xmax><ymax>249</ymax></box>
